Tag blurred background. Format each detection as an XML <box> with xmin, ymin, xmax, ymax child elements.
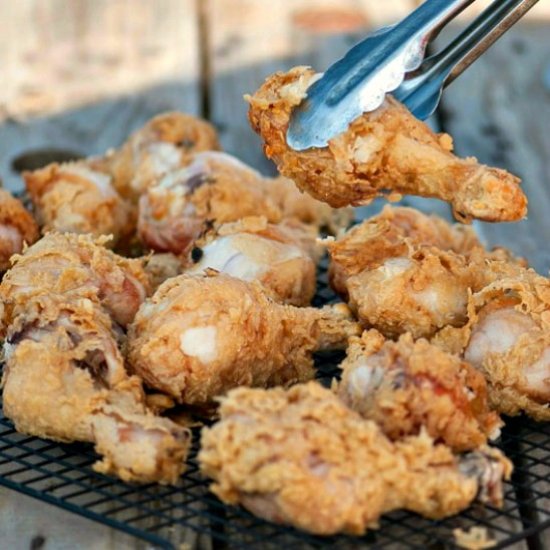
<box><xmin>0</xmin><ymin>0</ymin><xmax>549</xmax><ymax>256</ymax></box>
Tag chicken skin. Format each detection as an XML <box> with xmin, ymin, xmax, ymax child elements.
<box><xmin>0</xmin><ymin>189</ymin><xmax>39</xmax><ymax>271</ymax></box>
<box><xmin>2</xmin><ymin>295</ymin><xmax>190</xmax><ymax>484</ymax></box>
<box><xmin>337</xmin><ymin>331</ymin><xmax>502</xmax><ymax>451</ymax></box>
<box><xmin>127</xmin><ymin>273</ymin><xmax>359</xmax><ymax>407</ymax></box>
<box><xmin>23</xmin><ymin>161</ymin><xmax>133</xmax><ymax>246</ymax></box>
<box><xmin>137</xmin><ymin>151</ymin><xmax>281</xmax><ymax>254</ymax></box>
<box><xmin>106</xmin><ymin>112</ymin><xmax>221</xmax><ymax>202</ymax></box>
<box><xmin>199</xmin><ymin>382</ymin><xmax>512</xmax><ymax>536</ymax></box>
<box><xmin>0</xmin><ymin>233</ymin><xmax>150</xmax><ymax>330</ymax></box>
<box><xmin>184</xmin><ymin>216</ymin><xmax>316</xmax><ymax>306</ymax></box>
<box><xmin>247</xmin><ymin>66</ymin><xmax>526</xmax><ymax>222</ymax></box>
<box><xmin>434</xmin><ymin>263</ymin><xmax>550</xmax><ymax>420</ymax></box>
<box><xmin>327</xmin><ymin>205</ymin><xmax>481</xmax><ymax>297</ymax></box>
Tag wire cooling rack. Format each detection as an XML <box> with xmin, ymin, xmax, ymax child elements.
<box><xmin>0</xmin><ymin>260</ymin><xmax>549</xmax><ymax>550</ymax></box>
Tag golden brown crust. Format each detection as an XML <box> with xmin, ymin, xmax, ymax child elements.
<box><xmin>338</xmin><ymin>331</ymin><xmax>502</xmax><ymax>451</ymax></box>
<box><xmin>247</xmin><ymin>67</ymin><xmax>527</xmax><ymax>222</ymax></box>
<box><xmin>199</xmin><ymin>382</ymin><xmax>511</xmax><ymax>535</ymax></box>
<box><xmin>433</xmin><ymin>263</ymin><xmax>550</xmax><ymax>420</ymax></box>
<box><xmin>23</xmin><ymin>161</ymin><xmax>134</xmax><ymax>246</ymax></box>
<box><xmin>0</xmin><ymin>189</ymin><xmax>39</xmax><ymax>271</ymax></box>
<box><xmin>106</xmin><ymin>112</ymin><xmax>221</xmax><ymax>202</ymax></box>
<box><xmin>127</xmin><ymin>273</ymin><xmax>359</xmax><ymax>406</ymax></box>
<box><xmin>2</xmin><ymin>295</ymin><xmax>190</xmax><ymax>484</ymax></box>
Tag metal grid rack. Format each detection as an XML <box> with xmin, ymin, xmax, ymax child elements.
<box><xmin>0</xmin><ymin>261</ymin><xmax>549</xmax><ymax>549</ymax></box>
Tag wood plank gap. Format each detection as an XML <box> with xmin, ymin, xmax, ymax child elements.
<box><xmin>197</xmin><ymin>0</ymin><xmax>213</xmax><ymax>121</ymax></box>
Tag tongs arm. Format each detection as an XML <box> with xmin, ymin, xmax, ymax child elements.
<box><xmin>395</xmin><ymin>0</ymin><xmax>540</xmax><ymax>119</ymax></box>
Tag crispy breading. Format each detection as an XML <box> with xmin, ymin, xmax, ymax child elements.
<box><xmin>2</xmin><ymin>295</ymin><xmax>190</xmax><ymax>484</ymax></box>
<box><xmin>0</xmin><ymin>233</ymin><xmax>151</xmax><ymax>329</ymax></box>
<box><xmin>327</xmin><ymin>205</ymin><xmax>481</xmax><ymax>296</ymax></box>
<box><xmin>338</xmin><ymin>331</ymin><xmax>502</xmax><ymax>451</ymax></box>
<box><xmin>137</xmin><ymin>152</ymin><xmax>281</xmax><ymax>254</ymax></box>
<box><xmin>199</xmin><ymin>382</ymin><xmax>511</xmax><ymax>536</ymax></box>
<box><xmin>434</xmin><ymin>262</ymin><xmax>550</xmax><ymax>420</ymax></box>
<box><xmin>127</xmin><ymin>273</ymin><xmax>360</xmax><ymax>406</ymax></box>
<box><xmin>141</xmin><ymin>252</ymin><xmax>183</xmax><ymax>291</ymax></box>
<box><xmin>184</xmin><ymin>216</ymin><xmax>317</xmax><ymax>306</ymax></box>
<box><xmin>247</xmin><ymin>67</ymin><xmax>527</xmax><ymax>222</ymax></box>
<box><xmin>106</xmin><ymin>112</ymin><xmax>220</xmax><ymax>202</ymax></box>
<box><xmin>0</xmin><ymin>189</ymin><xmax>39</xmax><ymax>271</ymax></box>
<box><xmin>23</xmin><ymin>161</ymin><xmax>134</xmax><ymax>246</ymax></box>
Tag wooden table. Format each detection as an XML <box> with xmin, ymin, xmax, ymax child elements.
<box><xmin>0</xmin><ymin>1</ymin><xmax>549</xmax><ymax>548</ymax></box>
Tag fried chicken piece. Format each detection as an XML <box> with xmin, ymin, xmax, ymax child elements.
<box><xmin>328</xmin><ymin>205</ymin><xmax>481</xmax><ymax>297</ymax></box>
<box><xmin>106</xmin><ymin>112</ymin><xmax>220</xmax><ymax>202</ymax></box>
<box><xmin>0</xmin><ymin>189</ymin><xmax>39</xmax><ymax>271</ymax></box>
<box><xmin>434</xmin><ymin>263</ymin><xmax>550</xmax><ymax>420</ymax></box>
<box><xmin>337</xmin><ymin>330</ymin><xmax>502</xmax><ymax>451</ymax></box>
<box><xmin>127</xmin><ymin>273</ymin><xmax>359</xmax><ymax>406</ymax></box>
<box><xmin>23</xmin><ymin>161</ymin><xmax>133</xmax><ymax>246</ymax></box>
<box><xmin>247</xmin><ymin>66</ymin><xmax>526</xmax><ymax>222</ymax></box>
<box><xmin>0</xmin><ymin>233</ymin><xmax>150</xmax><ymax>330</ymax></box>
<box><xmin>263</xmin><ymin>175</ymin><xmax>354</xmax><ymax>235</ymax></box>
<box><xmin>199</xmin><ymin>382</ymin><xmax>511</xmax><ymax>536</ymax></box>
<box><xmin>347</xmin><ymin>246</ymin><xmax>488</xmax><ymax>339</ymax></box>
<box><xmin>2</xmin><ymin>296</ymin><xmax>190</xmax><ymax>484</ymax></box>
<box><xmin>184</xmin><ymin>216</ymin><xmax>316</xmax><ymax>306</ymax></box>
<box><xmin>137</xmin><ymin>151</ymin><xmax>281</xmax><ymax>254</ymax></box>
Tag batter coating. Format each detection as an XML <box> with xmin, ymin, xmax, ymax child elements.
<box><xmin>200</xmin><ymin>383</ymin><xmax>511</xmax><ymax>536</ymax></box>
<box><xmin>106</xmin><ymin>112</ymin><xmax>220</xmax><ymax>202</ymax></box>
<box><xmin>338</xmin><ymin>331</ymin><xmax>502</xmax><ymax>451</ymax></box>
<box><xmin>2</xmin><ymin>296</ymin><xmax>190</xmax><ymax>484</ymax></box>
<box><xmin>185</xmin><ymin>216</ymin><xmax>316</xmax><ymax>306</ymax></box>
<box><xmin>0</xmin><ymin>189</ymin><xmax>39</xmax><ymax>271</ymax></box>
<box><xmin>0</xmin><ymin>233</ymin><xmax>150</xmax><ymax>330</ymax></box>
<box><xmin>247</xmin><ymin>67</ymin><xmax>527</xmax><ymax>222</ymax></box>
<box><xmin>434</xmin><ymin>262</ymin><xmax>550</xmax><ymax>420</ymax></box>
<box><xmin>137</xmin><ymin>151</ymin><xmax>281</xmax><ymax>254</ymax></box>
<box><xmin>24</xmin><ymin>161</ymin><xmax>133</xmax><ymax>246</ymax></box>
<box><xmin>127</xmin><ymin>273</ymin><xmax>360</xmax><ymax>406</ymax></box>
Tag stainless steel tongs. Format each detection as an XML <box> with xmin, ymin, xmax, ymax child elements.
<box><xmin>287</xmin><ymin>0</ymin><xmax>540</xmax><ymax>150</ymax></box>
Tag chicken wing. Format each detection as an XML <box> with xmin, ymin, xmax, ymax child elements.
<box><xmin>106</xmin><ymin>112</ymin><xmax>220</xmax><ymax>202</ymax></box>
<box><xmin>127</xmin><ymin>273</ymin><xmax>360</xmax><ymax>406</ymax></box>
<box><xmin>0</xmin><ymin>189</ymin><xmax>39</xmax><ymax>271</ymax></box>
<box><xmin>0</xmin><ymin>233</ymin><xmax>150</xmax><ymax>330</ymax></box>
<box><xmin>184</xmin><ymin>216</ymin><xmax>316</xmax><ymax>306</ymax></box>
<box><xmin>199</xmin><ymin>382</ymin><xmax>511</xmax><ymax>536</ymax></box>
<box><xmin>434</xmin><ymin>263</ymin><xmax>550</xmax><ymax>420</ymax></box>
<box><xmin>2</xmin><ymin>295</ymin><xmax>190</xmax><ymax>484</ymax></box>
<box><xmin>337</xmin><ymin>330</ymin><xmax>502</xmax><ymax>451</ymax></box>
<box><xmin>23</xmin><ymin>161</ymin><xmax>133</xmax><ymax>246</ymax></box>
<box><xmin>247</xmin><ymin>66</ymin><xmax>526</xmax><ymax>222</ymax></box>
<box><xmin>137</xmin><ymin>151</ymin><xmax>281</xmax><ymax>254</ymax></box>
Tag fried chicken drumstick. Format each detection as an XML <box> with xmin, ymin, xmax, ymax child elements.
<box><xmin>0</xmin><ymin>189</ymin><xmax>39</xmax><ymax>271</ymax></box>
<box><xmin>128</xmin><ymin>273</ymin><xmax>359</xmax><ymax>407</ymax></box>
<box><xmin>434</xmin><ymin>263</ymin><xmax>550</xmax><ymax>420</ymax></box>
<box><xmin>24</xmin><ymin>161</ymin><xmax>133</xmax><ymax>246</ymax></box>
<box><xmin>2</xmin><ymin>295</ymin><xmax>190</xmax><ymax>484</ymax></box>
<box><xmin>184</xmin><ymin>216</ymin><xmax>317</xmax><ymax>306</ymax></box>
<box><xmin>337</xmin><ymin>331</ymin><xmax>502</xmax><ymax>451</ymax></box>
<box><xmin>199</xmin><ymin>382</ymin><xmax>511</xmax><ymax>536</ymax></box>
<box><xmin>0</xmin><ymin>233</ymin><xmax>150</xmax><ymax>331</ymax></box>
<box><xmin>248</xmin><ymin>67</ymin><xmax>527</xmax><ymax>222</ymax></box>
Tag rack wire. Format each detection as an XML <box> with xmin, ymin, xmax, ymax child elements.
<box><xmin>0</xmin><ymin>260</ymin><xmax>549</xmax><ymax>549</ymax></box>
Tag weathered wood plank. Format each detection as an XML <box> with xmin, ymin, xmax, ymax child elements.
<box><xmin>0</xmin><ymin>0</ymin><xmax>201</xmax><ymax>193</ymax></box>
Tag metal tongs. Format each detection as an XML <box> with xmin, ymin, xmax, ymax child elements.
<box><xmin>287</xmin><ymin>0</ymin><xmax>539</xmax><ymax>150</ymax></box>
